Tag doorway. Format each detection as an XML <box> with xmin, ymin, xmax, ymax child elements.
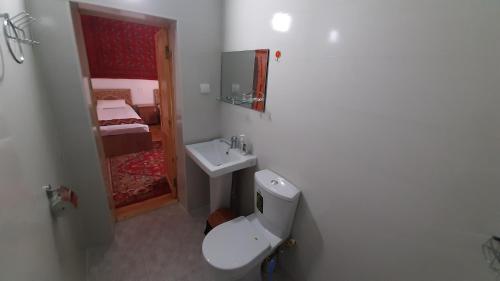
<box><xmin>72</xmin><ymin>5</ymin><xmax>178</xmax><ymax>221</ymax></box>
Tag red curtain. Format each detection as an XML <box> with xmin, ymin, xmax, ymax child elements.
<box><xmin>252</xmin><ymin>49</ymin><xmax>269</xmax><ymax>111</ymax></box>
<box><xmin>81</xmin><ymin>15</ymin><xmax>160</xmax><ymax>80</ymax></box>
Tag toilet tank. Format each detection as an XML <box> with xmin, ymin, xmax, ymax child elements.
<box><xmin>254</xmin><ymin>170</ymin><xmax>301</xmax><ymax>239</ymax></box>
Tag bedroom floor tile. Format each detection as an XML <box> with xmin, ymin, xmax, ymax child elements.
<box><xmin>86</xmin><ymin>203</ymin><xmax>293</xmax><ymax>281</ymax></box>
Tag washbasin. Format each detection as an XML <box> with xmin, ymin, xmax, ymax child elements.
<box><xmin>186</xmin><ymin>139</ymin><xmax>257</xmax><ymax>178</ymax></box>
<box><xmin>186</xmin><ymin>138</ymin><xmax>257</xmax><ymax>212</ymax></box>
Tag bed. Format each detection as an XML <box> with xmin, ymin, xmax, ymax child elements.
<box><xmin>94</xmin><ymin>89</ymin><xmax>153</xmax><ymax>157</ymax></box>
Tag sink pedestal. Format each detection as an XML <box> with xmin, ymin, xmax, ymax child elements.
<box><xmin>185</xmin><ymin>139</ymin><xmax>256</xmax><ymax>213</ymax></box>
<box><xmin>209</xmin><ymin>173</ymin><xmax>232</xmax><ymax>212</ymax></box>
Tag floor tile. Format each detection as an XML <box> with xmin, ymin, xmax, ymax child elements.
<box><xmin>87</xmin><ymin>203</ymin><xmax>295</xmax><ymax>281</ymax></box>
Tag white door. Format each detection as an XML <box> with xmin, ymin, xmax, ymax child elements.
<box><xmin>0</xmin><ymin>1</ymin><xmax>85</xmax><ymax>281</ymax></box>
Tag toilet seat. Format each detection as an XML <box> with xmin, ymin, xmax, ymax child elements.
<box><xmin>202</xmin><ymin>216</ymin><xmax>271</xmax><ymax>271</ymax></box>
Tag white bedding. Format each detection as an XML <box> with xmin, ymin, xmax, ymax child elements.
<box><xmin>97</xmin><ymin>104</ymin><xmax>150</xmax><ymax>136</ymax></box>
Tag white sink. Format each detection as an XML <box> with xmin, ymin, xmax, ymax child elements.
<box><xmin>186</xmin><ymin>139</ymin><xmax>256</xmax><ymax>178</ymax></box>
<box><xmin>186</xmin><ymin>139</ymin><xmax>257</xmax><ymax>212</ymax></box>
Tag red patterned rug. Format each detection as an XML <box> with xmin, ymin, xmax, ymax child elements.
<box><xmin>110</xmin><ymin>142</ymin><xmax>170</xmax><ymax>208</ymax></box>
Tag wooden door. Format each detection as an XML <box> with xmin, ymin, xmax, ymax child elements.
<box><xmin>155</xmin><ymin>28</ymin><xmax>177</xmax><ymax>197</ymax></box>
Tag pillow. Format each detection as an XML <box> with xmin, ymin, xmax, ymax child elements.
<box><xmin>97</xmin><ymin>99</ymin><xmax>127</xmax><ymax>109</ymax></box>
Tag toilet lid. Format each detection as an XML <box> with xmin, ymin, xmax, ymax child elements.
<box><xmin>202</xmin><ymin>216</ymin><xmax>271</xmax><ymax>271</ymax></box>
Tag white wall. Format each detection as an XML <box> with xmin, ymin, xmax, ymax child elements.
<box><xmin>91</xmin><ymin>78</ymin><xmax>159</xmax><ymax>105</ymax></box>
<box><xmin>222</xmin><ymin>0</ymin><xmax>500</xmax><ymax>280</ymax></box>
<box><xmin>29</xmin><ymin>0</ymin><xmax>222</xmax><ymax>218</ymax></box>
<box><xmin>0</xmin><ymin>1</ymin><xmax>86</xmax><ymax>281</ymax></box>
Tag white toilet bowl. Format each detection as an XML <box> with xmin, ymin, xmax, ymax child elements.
<box><xmin>202</xmin><ymin>170</ymin><xmax>301</xmax><ymax>281</ymax></box>
<box><xmin>202</xmin><ymin>216</ymin><xmax>272</xmax><ymax>281</ymax></box>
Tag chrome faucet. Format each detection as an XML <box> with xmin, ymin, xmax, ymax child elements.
<box><xmin>230</xmin><ymin>136</ymin><xmax>239</xmax><ymax>149</ymax></box>
<box><xmin>219</xmin><ymin>139</ymin><xmax>232</xmax><ymax>155</ymax></box>
<box><xmin>219</xmin><ymin>137</ymin><xmax>238</xmax><ymax>148</ymax></box>
<box><xmin>220</xmin><ymin>136</ymin><xmax>239</xmax><ymax>154</ymax></box>
<box><xmin>219</xmin><ymin>139</ymin><xmax>231</xmax><ymax>146</ymax></box>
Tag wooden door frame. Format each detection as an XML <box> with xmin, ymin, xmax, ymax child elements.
<box><xmin>155</xmin><ymin>27</ymin><xmax>178</xmax><ymax>199</ymax></box>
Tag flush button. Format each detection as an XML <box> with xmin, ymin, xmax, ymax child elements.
<box><xmin>271</xmin><ymin>178</ymin><xmax>285</xmax><ymax>186</ymax></box>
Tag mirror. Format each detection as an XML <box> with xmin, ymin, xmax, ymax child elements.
<box><xmin>220</xmin><ymin>49</ymin><xmax>269</xmax><ymax>112</ymax></box>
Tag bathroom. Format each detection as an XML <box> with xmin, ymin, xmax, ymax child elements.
<box><xmin>1</xmin><ymin>0</ymin><xmax>500</xmax><ymax>280</ymax></box>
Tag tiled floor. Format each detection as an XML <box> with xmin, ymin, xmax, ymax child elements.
<box><xmin>87</xmin><ymin>203</ymin><xmax>293</xmax><ymax>281</ymax></box>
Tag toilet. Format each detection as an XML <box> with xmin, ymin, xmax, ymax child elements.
<box><xmin>202</xmin><ymin>169</ymin><xmax>301</xmax><ymax>281</ymax></box>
